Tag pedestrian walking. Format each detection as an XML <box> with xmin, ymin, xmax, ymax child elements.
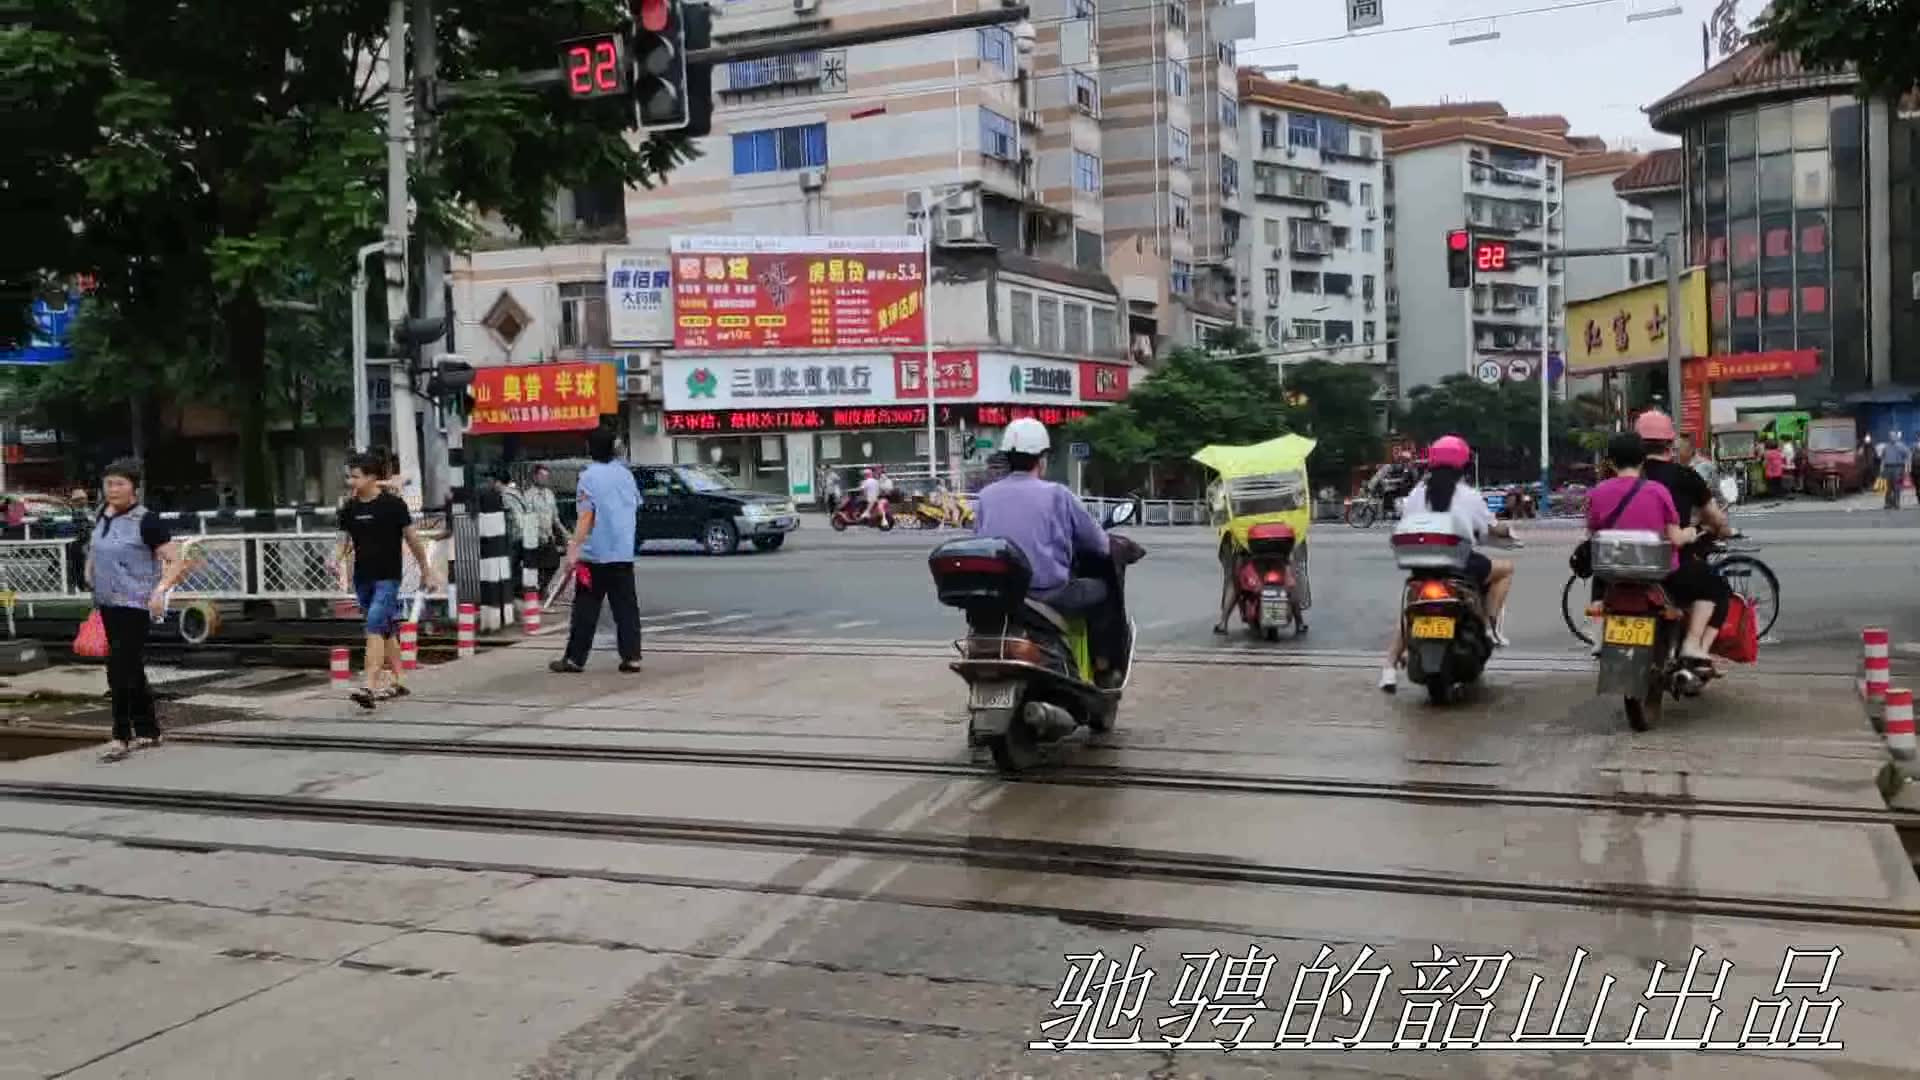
<box><xmin>551</xmin><ymin>429</ymin><xmax>642</xmax><ymax>674</ymax></box>
<box><xmin>1882</xmin><ymin>432</ymin><xmax>1911</xmax><ymax>510</ymax></box>
<box><xmin>87</xmin><ymin>459</ymin><xmax>192</xmax><ymax>761</ymax></box>
<box><xmin>523</xmin><ymin>464</ymin><xmax>569</xmax><ymax>595</ymax></box>
<box><xmin>333</xmin><ymin>451</ymin><xmax>440</xmax><ymax>707</ymax></box>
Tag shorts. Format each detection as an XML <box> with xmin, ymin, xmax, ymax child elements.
<box><xmin>1465</xmin><ymin>551</ymin><xmax>1493</xmax><ymax>588</ymax></box>
<box><xmin>354</xmin><ymin>579</ymin><xmax>403</xmax><ymax>636</ymax></box>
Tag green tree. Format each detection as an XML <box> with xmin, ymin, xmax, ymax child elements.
<box><xmin>2</xmin><ymin>0</ymin><xmax>692</xmax><ymax>504</ymax></box>
<box><xmin>1401</xmin><ymin>375</ymin><xmax>1579</xmax><ymax>481</ymax></box>
<box><xmin>1752</xmin><ymin>0</ymin><xmax>1919</xmax><ymax>99</ymax></box>
<box><xmin>1281</xmin><ymin>359</ymin><xmax>1382</xmax><ymax>491</ymax></box>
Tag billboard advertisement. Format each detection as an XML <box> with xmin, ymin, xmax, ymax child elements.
<box><xmin>606</xmin><ymin>250</ymin><xmax>674</xmax><ymax>345</ymax></box>
<box><xmin>670</xmin><ymin>235</ymin><xmax>927</xmax><ymax>351</ymax></box>
<box><xmin>467</xmin><ymin>362</ymin><xmax>619</xmax><ymax>435</ymax></box>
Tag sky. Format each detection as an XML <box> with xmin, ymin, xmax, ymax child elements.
<box><xmin>1242</xmin><ymin>0</ymin><xmax>1746</xmax><ymax>147</ymax></box>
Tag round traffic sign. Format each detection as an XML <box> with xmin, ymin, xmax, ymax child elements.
<box><xmin>1476</xmin><ymin>360</ymin><xmax>1502</xmax><ymax>385</ymax></box>
<box><xmin>1506</xmin><ymin>357</ymin><xmax>1535</xmax><ymax>382</ymax></box>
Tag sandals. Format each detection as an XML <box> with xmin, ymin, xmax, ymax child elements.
<box><xmin>378</xmin><ymin>684</ymin><xmax>411</xmax><ymax>700</ymax></box>
<box><xmin>99</xmin><ymin>740</ymin><xmax>132</xmax><ymax>762</ymax></box>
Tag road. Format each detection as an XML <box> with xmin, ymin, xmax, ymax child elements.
<box><xmin>628</xmin><ymin>506</ymin><xmax>1920</xmax><ymax>673</ymax></box>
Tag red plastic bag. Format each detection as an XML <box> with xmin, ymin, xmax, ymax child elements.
<box><xmin>1712</xmin><ymin>595</ymin><xmax>1759</xmax><ymax>664</ymax></box>
<box><xmin>73</xmin><ymin>610</ymin><xmax>109</xmax><ymax>659</ymax></box>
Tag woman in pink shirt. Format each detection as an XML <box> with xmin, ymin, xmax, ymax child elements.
<box><xmin>1586</xmin><ymin>432</ymin><xmax>1720</xmax><ymax>666</ymax></box>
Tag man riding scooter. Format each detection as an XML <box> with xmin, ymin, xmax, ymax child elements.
<box><xmin>972</xmin><ymin>417</ymin><xmax>1129</xmax><ymax>688</ymax></box>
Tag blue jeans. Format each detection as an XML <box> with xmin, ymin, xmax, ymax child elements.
<box><xmin>354</xmin><ymin>579</ymin><xmax>403</xmax><ymax>636</ymax></box>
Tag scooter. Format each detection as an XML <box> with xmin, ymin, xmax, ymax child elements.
<box><xmin>1390</xmin><ymin>514</ymin><xmax>1494</xmax><ymax>705</ymax></box>
<box><xmin>1230</xmin><ymin>523</ymin><xmax>1307</xmax><ymax>640</ymax></box>
<box><xmin>929</xmin><ymin>502</ymin><xmax>1144</xmax><ymax>772</ymax></box>
<box><xmin>1587</xmin><ymin>530</ymin><xmax>1717</xmax><ymax>731</ymax></box>
<box><xmin>829</xmin><ymin>493</ymin><xmax>893</xmax><ymax>532</ymax></box>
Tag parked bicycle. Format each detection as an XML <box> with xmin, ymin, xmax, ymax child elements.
<box><xmin>1561</xmin><ymin>534</ymin><xmax>1779</xmax><ymax>646</ymax></box>
<box><xmin>1344</xmin><ymin>494</ymin><xmax>1401</xmax><ymax>529</ymax></box>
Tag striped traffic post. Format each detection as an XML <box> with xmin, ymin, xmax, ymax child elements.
<box><xmin>457</xmin><ymin>603</ymin><xmax>477</xmax><ymax>659</ymax></box>
<box><xmin>1863</xmin><ymin>628</ymin><xmax>1890</xmax><ymax>711</ymax></box>
<box><xmin>1887</xmin><ymin>688</ymin><xmax>1917</xmax><ymax>763</ymax></box>
<box><xmin>522</xmin><ymin>591</ymin><xmax>541</xmax><ymax>635</ymax></box>
<box><xmin>399</xmin><ymin>621</ymin><xmax>420</xmax><ymax>671</ymax></box>
<box><xmin>330</xmin><ymin>648</ymin><xmax>351</xmax><ymax>687</ymax></box>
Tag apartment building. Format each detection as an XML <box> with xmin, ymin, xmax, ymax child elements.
<box><xmin>1095</xmin><ymin>0</ymin><xmax>1254</xmax><ymax>354</ymax></box>
<box><xmin>451</xmin><ymin>0</ymin><xmax>1140</xmax><ymax>493</ymax></box>
<box><xmin>1385</xmin><ymin>113</ymin><xmax>1578</xmax><ymax>392</ymax></box>
<box><xmin>1235</xmin><ymin>72</ymin><xmax>1392</xmax><ymax>378</ymax></box>
<box><xmin>1564</xmin><ymin>150</ymin><xmax>1659</xmax><ymax>303</ymax></box>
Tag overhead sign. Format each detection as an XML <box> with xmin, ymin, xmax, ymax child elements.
<box><xmin>664</xmin><ymin>402</ymin><xmax>1092</xmax><ymax>436</ymax></box>
<box><xmin>606</xmin><ymin>251</ymin><xmax>674</xmax><ymax>345</ymax></box>
<box><xmin>466</xmin><ymin>362</ymin><xmax>619</xmax><ymax>434</ymax></box>
<box><xmin>1070</xmin><ymin>441</ymin><xmax>1092</xmax><ymax>461</ymax></box>
<box><xmin>670</xmin><ymin>235</ymin><xmax>926</xmax><ymax>351</ymax></box>
<box><xmin>1568</xmin><ymin>271</ymin><xmax>1709</xmax><ymax>374</ymax></box>
<box><xmin>1476</xmin><ymin>359</ymin><xmax>1502</xmax><ymax>384</ymax></box>
<box><xmin>1347</xmin><ymin>0</ymin><xmax>1384</xmax><ymax>31</ymax></box>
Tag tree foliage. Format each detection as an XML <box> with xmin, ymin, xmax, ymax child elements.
<box><xmin>1280</xmin><ymin>359</ymin><xmax>1383</xmax><ymax>491</ymax></box>
<box><xmin>1</xmin><ymin>0</ymin><xmax>694</xmax><ymax>503</ymax></box>
<box><xmin>1752</xmin><ymin>0</ymin><xmax>1919</xmax><ymax>100</ymax></box>
<box><xmin>1399</xmin><ymin>375</ymin><xmax>1585</xmax><ymax>481</ymax></box>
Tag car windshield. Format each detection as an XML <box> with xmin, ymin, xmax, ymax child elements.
<box><xmin>674</xmin><ymin>466</ymin><xmax>733</xmax><ymax>493</ymax></box>
<box><xmin>1807</xmin><ymin>426</ymin><xmax>1852</xmax><ymax>452</ymax></box>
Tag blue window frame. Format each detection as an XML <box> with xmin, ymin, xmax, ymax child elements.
<box><xmin>1169</xmin><ymin>63</ymin><xmax>1187</xmax><ymax>98</ymax></box>
<box><xmin>1074</xmin><ymin>150</ymin><xmax>1102</xmax><ymax>193</ymax></box>
<box><xmin>1220</xmin><ymin>93</ymin><xmax>1238</xmax><ymax>130</ymax></box>
<box><xmin>977</xmin><ymin>27</ymin><xmax>1014</xmax><ymax>73</ymax></box>
<box><xmin>731</xmin><ymin>122</ymin><xmax>828</xmax><ymax>175</ymax></box>
<box><xmin>979</xmin><ymin>107</ymin><xmax>1017</xmax><ymax>160</ymax></box>
<box><xmin>1221</xmin><ymin>155</ymin><xmax>1239</xmax><ymax>197</ymax></box>
<box><xmin>1318</xmin><ymin>116</ymin><xmax>1352</xmax><ymax>155</ymax></box>
<box><xmin>1171</xmin><ymin>260</ymin><xmax>1193</xmax><ymax>295</ymax></box>
<box><xmin>1288</xmin><ymin>113</ymin><xmax>1318</xmax><ymax>148</ymax></box>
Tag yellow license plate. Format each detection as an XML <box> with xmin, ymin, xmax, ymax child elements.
<box><xmin>1603</xmin><ymin>616</ymin><xmax>1657</xmax><ymax>647</ymax></box>
<box><xmin>1410</xmin><ymin>616</ymin><xmax>1455</xmax><ymax>640</ymax></box>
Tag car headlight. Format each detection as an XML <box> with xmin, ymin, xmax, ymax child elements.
<box><xmin>741</xmin><ymin>503</ymin><xmax>769</xmax><ymax>518</ymax></box>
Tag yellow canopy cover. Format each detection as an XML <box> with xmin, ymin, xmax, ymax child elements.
<box><xmin>1193</xmin><ymin>435</ymin><xmax>1318</xmax><ymax>549</ymax></box>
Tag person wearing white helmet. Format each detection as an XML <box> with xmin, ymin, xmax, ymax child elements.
<box><xmin>974</xmin><ymin>417</ymin><xmax>1122</xmax><ymax>686</ymax></box>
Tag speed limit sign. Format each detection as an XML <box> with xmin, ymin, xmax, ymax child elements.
<box><xmin>1476</xmin><ymin>360</ymin><xmax>1502</xmax><ymax>385</ymax></box>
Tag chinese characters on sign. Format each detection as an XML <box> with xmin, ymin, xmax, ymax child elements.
<box><xmin>1079</xmin><ymin>362</ymin><xmax>1131</xmax><ymax>402</ymax></box>
<box><xmin>1567</xmin><ymin>273</ymin><xmax>1709</xmax><ymax>374</ymax></box>
<box><xmin>664</xmin><ymin>403</ymin><xmax>1091</xmax><ymax>435</ymax></box>
<box><xmin>1347</xmin><ymin>0</ymin><xmax>1384</xmax><ymax>31</ymax></box>
<box><xmin>1011</xmin><ymin>363</ymin><xmax>1074</xmax><ymax>397</ymax></box>
<box><xmin>670</xmin><ymin>235</ymin><xmax>927</xmax><ymax>351</ymax></box>
<box><xmin>467</xmin><ymin>362</ymin><xmax>618</xmax><ymax>434</ymax></box>
<box><xmin>1033</xmin><ymin>943</ymin><xmax>1844</xmax><ymax>1051</ymax></box>
<box><xmin>729</xmin><ymin>362</ymin><xmax>875</xmax><ymax>399</ymax></box>
<box><xmin>606</xmin><ymin>252</ymin><xmax>674</xmax><ymax>345</ymax></box>
<box><xmin>895</xmin><ymin>352</ymin><xmax>981</xmax><ymax>398</ymax></box>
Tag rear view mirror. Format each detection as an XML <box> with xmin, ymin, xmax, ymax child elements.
<box><xmin>1105</xmin><ymin>501</ymin><xmax>1136</xmax><ymax>527</ymax></box>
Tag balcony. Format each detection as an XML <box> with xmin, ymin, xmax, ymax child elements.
<box><xmin>1252</xmin><ymin>163</ymin><xmax>1325</xmax><ymax>203</ymax></box>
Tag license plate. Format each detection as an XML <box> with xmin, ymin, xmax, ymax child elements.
<box><xmin>776</xmin><ymin>517</ymin><xmax>795</xmax><ymax>529</ymax></box>
<box><xmin>1410</xmin><ymin>616</ymin><xmax>1455</xmax><ymax>640</ymax></box>
<box><xmin>1260</xmin><ymin>589</ymin><xmax>1287</xmax><ymax>626</ymax></box>
<box><xmin>1603</xmin><ymin>616</ymin><xmax>1657</xmax><ymax>647</ymax></box>
<box><xmin>969</xmin><ymin>682</ymin><xmax>1017</xmax><ymax>710</ymax></box>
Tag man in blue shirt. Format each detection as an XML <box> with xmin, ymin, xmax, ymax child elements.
<box><xmin>552</xmin><ymin>429</ymin><xmax>644</xmax><ymax>673</ymax></box>
<box><xmin>973</xmin><ymin>418</ymin><xmax>1121</xmax><ymax>686</ymax></box>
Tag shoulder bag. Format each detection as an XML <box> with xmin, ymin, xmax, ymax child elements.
<box><xmin>1570</xmin><ymin>476</ymin><xmax>1648</xmax><ymax>580</ymax></box>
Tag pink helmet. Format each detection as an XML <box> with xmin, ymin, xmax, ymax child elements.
<box><xmin>1635</xmin><ymin>409</ymin><xmax>1677</xmax><ymax>442</ymax></box>
<box><xmin>1428</xmin><ymin>435</ymin><xmax>1472</xmax><ymax>469</ymax></box>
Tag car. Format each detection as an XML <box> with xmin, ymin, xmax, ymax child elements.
<box><xmin>515</xmin><ymin>459</ymin><xmax>799</xmax><ymax>556</ymax></box>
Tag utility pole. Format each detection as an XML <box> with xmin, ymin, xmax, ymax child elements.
<box><xmin>1665</xmin><ymin>231</ymin><xmax>1685</xmax><ymax>436</ymax></box>
<box><xmin>384</xmin><ymin>0</ymin><xmax>422</xmax><ymax>508</ymax></box>
<box><xmin>413</xmin><ymin>0</ymin><xmax>458</xmax><ymax>512</ymax></box>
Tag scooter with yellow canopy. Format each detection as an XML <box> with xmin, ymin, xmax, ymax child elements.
<box><xmin>1194</xmin><ymin>435</ymin><xmax>1316</xmax><ymax>641</ymax></box>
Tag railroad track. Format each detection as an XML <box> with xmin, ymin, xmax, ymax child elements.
<box><xmin>1</xmin><ymin>777</ymin><xmax>1914</xmax><ymax>930</ymax></box>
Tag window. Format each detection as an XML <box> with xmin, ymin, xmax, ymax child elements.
<box><xmin>1171</xmin><ymin>193</ymin><xmax>1191</xmax><ymax>231</ymax></box>
<box><xmin>1169</xmin><ymin>63</ymin><xmax>1187</xmax><ymax>98</ymax></box>
<box><xmin>1290</xmin><ymin>318</ymin><xmax>1321</xmax><ymax>340</ymax></box>
<box><xmin>977</xmin><ymin>26</ymin><xmax>1017</xmax><ymax>72</ymax></box>
<box><xmin>727</xmin><ymin>52</ymin><xmax>822</xmax><ymax>92</ymax></box>
<box><xmin>1220</xmin><ymin>93</ymin><xmax>1238</xmax><ymax>130</ymax></box>
<box><xmin>1073</xmin><ymin>150</ymin><xmax>1101</xmax><ymax>193</ymax></box>
<box><xmin>979</xmin><ymin>108</ymin><xmax>1017</xmax><ymax>160</ymax></box>
<box><xmin>1264</xmin><ymin>268</ymin><xmax>1281</xmax><ymax>296</ymax></box>
<box><xmin>1221</xmin><ymin>156</ymin><xmax>1239</xmax><ymax>198</ymax></box>
<box><xmin>1264</xmin><ymin>217</ymin><xmax>1282</xmax><ymax>245</ymax></box>
<box><xmin>1037</xmin><ymin>296</ymin><xmax>1061</xmax><ymax>350</ymax></box>
<box><xmin>558</xmin><ymin>282</ymin><xmax>609</xmax><ymax>349</ymax></box>
<box><xmin>1260</xmin><ymin>112</ymin><xmax>1280</xmax><ymax>149</ymax></box>
<box><xmin>1072</xmin><ymin>0</ymin><xmax>1094</xmax><ymax>15</ymax></box>
<box><xmin>1324</xmin><ymin>178</ymin><xmax>1351</xmax><ymax>203</ymax></box>
<box><xmin>1362</xmin><ymin>273</ymin><xmax>1376</xmax><ymax>300</ymax></box>
<box><xmin>1218</xmin><ymin>40</ymin><xmax>1235</xmax><ymax>66</ymax></box>
<box><xmin>1317</xmin><ymin>116</ymin><xmax>1352</xmax><ymax>156</ymax></box>
<box><xmin>1091</xmin><ymin>306</ymin><xmax>1117</xmax><ymax>353</ymax></box>
<box><xmin>1171</xmin><ymin>260</ymin><xmax>1193</xmax><ymax>294</ymax></box>
<box><xmin>1629</xmin><ymin>259</ymin><xmax>1642</xmax><ymax>284</ymax></box>
<box><xmin>1323</xmin><ymin>273</ymin><xmax>1353</xmax><ymax>296</ymax></box>
<box><xmin>731</xmin><ymin>122</ymin><xmax>828</xmax><ymax>175</ymax></box>
<box><xmin>1357</xmin><ymin>133</ymin><xmax>1375</xmax><ymax>158</ymax></box>
<box><xmin>1288</xmin><ymin>114</ymin><xmax>1317</xmax><ymax>148</ymax></box>
<box><xmin>1359</xmin><ymin>182</ymin><xmax>1374</xmax><ymax>207</ymax></box>
<box><xmin>1063</xmin><ymin>301</ymin><xmax>1089</xmax><ymax>354</ymax></box>
<box><xmin>1169</xmin><ymin>128</ymin><xmax>1190</xmax><ymax>166</ymax></box>
<box><xmin>1010</xmin><ymin>289</ymin><xmax>1035</xmax><ymax>348</ymax></box>
<box><xmin>1072</xmin><ymin>71</ymin><xmax>1100</xmax><ymax>114</ymax></box>
<box><xmin>1166</xmin><ymin>2</ymin><xmax>1186</xmax><ymax>30</ymax></box>
<box><xmin>1361</xmin><ymin>227</ymin><xmax>1375</xmax><ymax>253</ymax></box>
<box><xmin>1291</xmin><ymin>270</ymin><xmax>1320</xmax><ymax>293</ymax></box>
<box><xmin>1330</xmin><ymin>226</ymin><xmax>1351</xmax><ymax>249</ymax></box>
<box><xmin>1324</xmin><ymin>320</ymin><xmax>1354</xmax><ymax>343</ymax></box>
<box><xmin>1265</xmin><ymin>316</ymin><xmax>1282</xmax><ymax>343</ymax></box>
<box><xmin>1364</xmin><ymin>321</ymin><xmax>1376</xmax><ymax>343</ymax></box>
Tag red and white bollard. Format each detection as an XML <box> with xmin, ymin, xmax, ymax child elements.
<box><xmin>1887</xmin><ymin>688</ymin><xmax>1917</xmax><ymax>762</ymax></box>
<box><xmin>522</xmin><ymin>592</ymin><xmax>541</xmax><ymax>635</ymax></box>
<box><xmin>399</xmin><ymin>621</ymin><xmax>420</xmax><ymax>671</ymax></box>
<box><xmin>330</xmin><ymin>647</ymin><xmax>351</xmax><ymax>687</ymax></box>
<box><xmin>1863</xmin><ymin>627</ymin><xmax>1890</xmax><ymax>704</ymax></box>
<box><xmin>457</xmin><ymin>603</ymin><xmax>477</xmax><ymax>659</ymax></box>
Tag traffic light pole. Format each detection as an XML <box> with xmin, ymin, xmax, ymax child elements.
<box><xmin>385</xmin><ymin>0</ymin><xmax>423</xmax><ymax>510</ymax></box>
<box><xmin>414</xmin><ymin>0</ymin><xmax>459</xmax><ymax>515</ymax></box>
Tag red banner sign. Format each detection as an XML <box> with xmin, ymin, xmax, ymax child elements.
<box><xmin>672</xmin><ymin>243</ymin><xmax>926</xmax><ymax>351</ymax></box>
<box><xmin>1686</xmin><ymin>349</ymin><xmax>1820</xmax><ymax>385</ymax></box>
<box><xmin>663</xmin><ymin>402</ymin><xmax>1091</xmax><ymax>436</ymax></box>
<box><xmin>894</xmin><ymin>351</ymin><xmax>979</xmax><ymax>398</ymax></box>
<box><xmin>1080</xmin><ymin>362</ymin><xmax>1130</xmax><ymax>402</ymax></box>
<box><xmin>467</xmin><ymin>362</ymin><xmax>618</xmax><ymax>435</ymax></box>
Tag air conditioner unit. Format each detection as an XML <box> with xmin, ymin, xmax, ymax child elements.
<box><xmin>939</xmin><ymin>210</ymin><xmax>985</xmax><ymax>244</ymax></box>
<box><xmin>798</xmin><ymin>168</ymin><xmax>826</xmax><ymax>191</ymax></box>
<box><xmin>1285</xmin><ymin>147</ymin><xmax>1297</xmax><ymax>159</ymax></box>
<box><xmin>1019</xmin><ymin>109</ymin><xmax>1042</xmax><ymax>130</ymax></box>
<box><xmin>1366</xmin><ymin>209</ymin><xmax>1377</xmax><ymax>220</ymax></box>
<box><xmin>1310</xmin><ymin>204</ymin><xmax>1327</xmax><ymax>219</ymax></box>
<box><xmin>1266</xmin><ymin>295</ymin><xmax>1279</xmax><ymax>308</ymax></box>
<box><xmin>793</xmin><ymin>0</ymin><xmax>819</xmax><ymax>13</ymax></box>
<box><xmin>1270</xmin><ymin>247</ymin><xmax>1286</xmax><ymax>260</ymax></box>
<box><xmin>623</xmin><ymin>372</ymin><xmax>654</xmax><ymax>397</ymax></box>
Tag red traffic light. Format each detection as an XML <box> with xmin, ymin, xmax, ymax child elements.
<box><xmin>638</xmin><ymin>0</ymin><xmax>670</xmax><ymax>32</ymax></box>
<box><xmin>1447</xmin><ymin>229</ymin><xmax>1470</xmax><ymax>252</ymax></box>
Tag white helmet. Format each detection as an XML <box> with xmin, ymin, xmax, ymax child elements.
<box><xmin>1000</xmin><ymin>416</ymin><xmax>1051</xmax><ymax>455</ymax></box>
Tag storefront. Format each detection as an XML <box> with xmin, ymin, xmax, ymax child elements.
<box><xmin>463</xmin><ymin>361</ymin><xmax>623</xmax><ymax>471</ymax></box>
<box><xmin>661</xmin><ymin>352</ymin><xmax>1134</xmax><ymax>497</ymax></box>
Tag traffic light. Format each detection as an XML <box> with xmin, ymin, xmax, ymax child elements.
<box><xmin>1446</xmin><ymin>228</ymin><xmax>1473</xmax><ymax>289</ymax></box>
<box><xmin>682</xmin><ymin>2</ymin><xmax>713</xmax><ymax>139</ymax></box>
<box><xmin>392</xmin><ymin>316</ymin><xmax>447</xmax><ymax>373</ymax></box>
<box><xmin>426</xmin><ymin>355</ymin><xmax>476</xmax><ymax>411</ymax></box>
<box><xmin>632</xmin><ymin>0</ymin><xmax>690</xmax><ymax>132</ymax></box>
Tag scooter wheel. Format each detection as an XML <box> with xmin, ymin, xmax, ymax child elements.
<box><xmin>1625</xmin><ymin>693</ymin><xmax>1659</xmax><ymax>732</ymax></box>
<box><xmin>986</xmin><ymin>723</ymin><xmax>1043</xmax><ymax>772</ymax></box>
<box><xmin>1424</xmin><ymin>676</ymin><xmax>1454</xmax><ymax>705</ymax></box>
<box><xmin>829</xmin><ymin>515</ymin><xmax>848</xmax><ymax>532</ymax></box>
<box><xmin>878</xmin><ymin>515</ymin><xmax>894</xmax><ymax>532</ymax></box>
<box><xmin>1264</xmin><ymin>626</ymin><xmax>1280</xmax><ymax>642</ymax></box>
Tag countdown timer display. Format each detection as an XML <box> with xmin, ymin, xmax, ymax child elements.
<box><xmin>561</xmin><ymin>34</ymin><xmax>627</xmax><ymax>100</ymax></box>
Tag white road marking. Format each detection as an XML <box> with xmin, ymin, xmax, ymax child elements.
<box><xmin>832</xmin><ymin>619</ymin><xmax>878</xmax><ymax>630</ymax></box>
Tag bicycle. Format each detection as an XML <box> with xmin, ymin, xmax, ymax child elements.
<box><xmin>1345</xmin><ymin>492</ymin><xmax>1403</xmax><ymax>529</ymax></box>
<box><xmin>1561</xmin><ymin>535</ymin><xmax>1779</xmax><ymax>647</ymax></box>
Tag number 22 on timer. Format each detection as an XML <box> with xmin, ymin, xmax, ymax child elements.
<box><xmin>567</xmin><ymin>38</ymin><xmax>622</xmax><ymax>97</ymax></box>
